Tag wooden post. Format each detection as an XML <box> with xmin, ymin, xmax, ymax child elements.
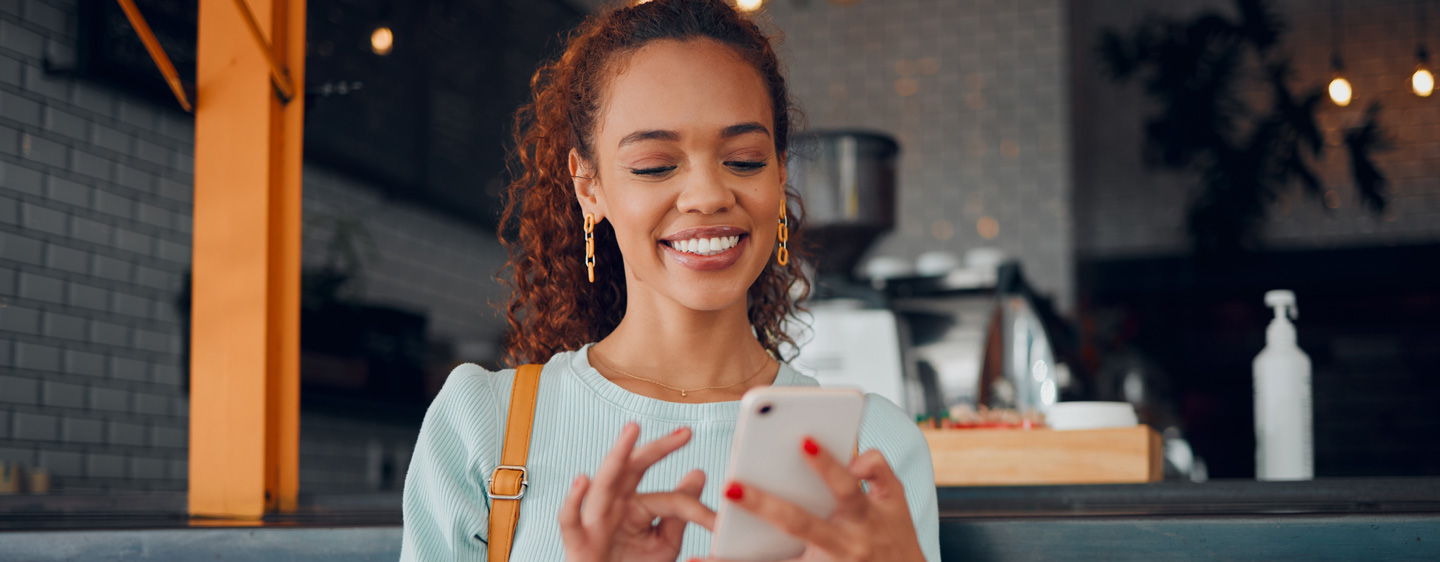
<box><xmin>190</xmin><ymin>0</ymin><xmax>305</xmax><ymax>517</ymax></box>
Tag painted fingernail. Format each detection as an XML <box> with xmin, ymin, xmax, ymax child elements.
<box><xmin>672</xmin><ymin>427</ymin><xmax>687</xmax><ymax>436</ymax></box>
<box><xmin>724</xmin><ymin>482</ymin><xmax>744</xmax><ymax>501</ymax></box>
<box><xmin>803</xmin><ymin>437</ymin><xmax>819</xmax><ymax>456</ymax></box>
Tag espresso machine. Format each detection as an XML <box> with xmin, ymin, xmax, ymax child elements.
<box><xmin>785</xmin><ymin>131</ymin><xmax>1075</xmax><ymax>418</ymax></box>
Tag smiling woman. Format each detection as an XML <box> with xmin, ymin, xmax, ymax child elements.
<box><xmin>399</xmin><ymin>1</ymin><xmax>940</xmax><ymax>561</ymax></box>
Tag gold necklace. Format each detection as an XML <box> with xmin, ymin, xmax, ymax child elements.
<box><xmin>590</xmin><ymin>348</ymin><xmax>773</xmax><ymax>398</ymax></box>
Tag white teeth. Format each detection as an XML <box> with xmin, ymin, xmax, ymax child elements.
<box><xmin>670</xmin><ymin>234</ymin><xmax>741</xmax><ymax>256</ymax></box>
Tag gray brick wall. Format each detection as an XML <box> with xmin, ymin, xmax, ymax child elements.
<box><xmin>764</xmin><ymin>0</ymin><xmax>1074</xmax><ymax>309</ymax></box>
<box><xmin>1072</xmin><ymin>0</ymin><xmax>1440</xmax><ymax>258</ymax></box>
<box><xmin>0</xmin><ymin>0</ymin><xmax>509</xmax><ymax>492</ymax></box>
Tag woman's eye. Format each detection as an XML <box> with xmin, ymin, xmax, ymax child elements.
<box><xmin>630</xmin><ymin>165</ymin><xmax>678</xmax><ymax>177</ymax></box>
<box><xmin>726</xmin><ymin>160</ymin><xmax>768</xmax><ymax>173</ymax></box>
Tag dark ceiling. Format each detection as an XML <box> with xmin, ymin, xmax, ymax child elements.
<box><xmin>77</xmin><ymin>0</ymin><xmax>587</xmax><ymax>229</ymax></box>
<box><xmin>304</xmin><ymin>0</ymin><xmax>585</xmax><ymax>228</ymax></box>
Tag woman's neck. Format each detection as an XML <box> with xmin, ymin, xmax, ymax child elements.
<box><xmin>590</xmin><ymin>285</ymin><xmax>776</xmax><ymax>403</ymax></box>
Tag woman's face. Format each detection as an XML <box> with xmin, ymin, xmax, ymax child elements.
<box><xmin>574</xmin><ymin>38</ymin><xmax>784</xmax><ymax>313</ymax></box>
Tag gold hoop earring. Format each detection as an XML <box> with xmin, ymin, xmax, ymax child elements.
<box><xmin>584</xmin><ymin>213</ymin><xmax>596</xmax><ymax>283</ymax></box>
<box><xmin>776</xmin><ymin>203</ymin><xmax>789</xmax><ymax>266</ymax></box>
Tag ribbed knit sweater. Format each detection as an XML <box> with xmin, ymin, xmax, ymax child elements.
<box><xmin>399</xmin><ymin>345</ymin><xmax>941</xmax><ymax>561</ymax></box>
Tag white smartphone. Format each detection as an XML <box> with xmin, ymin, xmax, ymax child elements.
<box><xmin>711</xmin><ymin>386</ymin><xmax>866</xmax><ymax>561</ymax></box>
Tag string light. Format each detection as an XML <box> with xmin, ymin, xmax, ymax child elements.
<box><xmin>1329</xmin><ymin>73</ymin><xmax>1353</xmax><ymax>106</ymax></box>
<box><xmin>1328</xmin><ymin>0</ymin><xmax>1350</xmax><ymax>107</ymax></box>
<box><xmin>1414</xmin><ymin>65</ymin><xmax>1435</xmax><ymax>97</ymax></box>
<box><xmin>1412</xmin><ymin>0</ymin><xmax>1433</xmax><ymax>97</ymax></box>
<box><xmin>736</xmin><ymin>0</ymin><xmax>763</xmax><ymax>11</ymax></box>
<box><xmin>370</xmin><ymin>26</ymin><xmax>393</xmax><ymax>56</ymax></box>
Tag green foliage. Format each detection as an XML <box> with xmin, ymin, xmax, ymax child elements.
<box><xmin>1099</xmin><ymin>0</ymin><xmax>1389</xmax><ymax>253</ymax></box>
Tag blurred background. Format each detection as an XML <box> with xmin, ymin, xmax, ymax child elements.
<box><xmin>0</xmin><ymin>0</ymin><xmax>1436</xmax><ymax>502</ymax></box>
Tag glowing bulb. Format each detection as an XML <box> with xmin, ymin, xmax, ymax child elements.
<box><xmin>736</xmin><ymin>0</ymin><xmax>763</xmax><ymax>11</ymax></box>
<box><xmin>1328</xmin><ymin>75</ymin><xmax>1352</xmax><ymax>106</ymax></box>
<box><xmin>370</xmin><ymin>26</ymin><xmax>394</xmax><ymax>56</ymax></box>
<box><xmin>1413</xmin><ymin>67</ymin><xmax>1434</xmax><ymax>97</ymax></box>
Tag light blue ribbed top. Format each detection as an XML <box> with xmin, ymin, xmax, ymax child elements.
<box><xmin>400</xmin><ymin>345</ymin><xmax>941</xmax><ymax>561</ymax></box>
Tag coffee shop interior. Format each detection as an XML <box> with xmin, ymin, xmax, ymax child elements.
<box><xmin>0</xmin><ymin>0</ymin><xmax>1437</xmax><ymax>559</ymax></box>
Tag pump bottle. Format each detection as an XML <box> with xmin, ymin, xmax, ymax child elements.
<box><xmin>1253</xmin><ymin>290</ymin><xmax>1313</xmax><ymax>481</ymax></box>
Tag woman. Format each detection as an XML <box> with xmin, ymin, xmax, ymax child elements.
<box><xmin>400</xmin><ymin>1</ymin><xmax>939</xmax><ymax>560</ymax></box>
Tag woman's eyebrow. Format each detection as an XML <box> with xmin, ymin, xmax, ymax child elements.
<box><xmin>616</xmin><ymin>123</ymin><xmax>771</xmax><ymax>148</ymax></box>
<box><xmin>720</xmin><ymin>122</ymin><xmax>770</xmax><ymax>139</ymax></box>
<box><xmin>618</xmin><ymin>129</ymin><xmax>680</xmax><ymax>148</ymax></box>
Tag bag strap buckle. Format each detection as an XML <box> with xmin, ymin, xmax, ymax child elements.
<box><xmin>486</xmin><ymin>465</ymin><xmax>529</xmax><ymax>501</ymax></box>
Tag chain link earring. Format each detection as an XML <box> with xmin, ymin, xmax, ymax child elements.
<box><xmin>584</xmin><ymin>213</ymin><xmax>596</xmax><ymax>283</ymax></box>
<box><xmin>776</xmin><ymin>203</ymin><xmax>789</xmax><ymax>266</ymax></box>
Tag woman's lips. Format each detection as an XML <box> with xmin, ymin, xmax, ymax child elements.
<box><xmin>661</xmin><ymin>235</ymin><xmax>748</xmax><ymax>271</ymax></box>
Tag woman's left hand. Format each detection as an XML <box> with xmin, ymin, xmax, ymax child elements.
<box><xmin>692</xmin><ymin>440</ymin><xmax>926</xmax><ymax>562</ymax></box>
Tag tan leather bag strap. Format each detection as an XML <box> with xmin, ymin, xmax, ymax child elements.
<box><xmin>487</xmin><ymin>363</ymin><xmax>542</xmax><ymax>562</ymax></box>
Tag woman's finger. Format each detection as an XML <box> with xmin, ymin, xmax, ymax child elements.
<box><xmin>799</xmin><ymin>436</ymin><xmax>866</xmax><ymax>512</ymax></box>
<box><xmin>621</xmin><ymin>426</ymin><xmax>693</xmax><ymax>489</ymax></box>
<box><xmin>558</xmin><ymin>473</ymin><xmax>589</xmax><ymax>540</ymax></box>
<box><xmin>655</xmin><ymin>469</ymin><xmax>710</xmax><ymax>541</ymax></box>
<box><xmin>640</xmin><ymin>489</ymin><xmax>717</xmax><ymax>533</ymax></box>
<box><xmin>722</xmin><ymin>481</ymin><xmax>847</xmax><ymax>555</ymax></box>
<box><xmin>849</xmin><ymin>449</ymin><xmax>907</xmax><ymax>500</ymax></box>
<box><xmin>582</xmin><ymin>422</ymin><xmax>641</xmax><ymax>524</ymax></box>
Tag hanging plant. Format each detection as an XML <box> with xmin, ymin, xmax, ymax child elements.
<box><xmin>1099</xmin><ymin>0</ymin><xmax>1390</xmax><ymax>254</ymax></box>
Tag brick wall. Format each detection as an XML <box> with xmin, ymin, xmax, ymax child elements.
<box><xmin>1072</xmin><ymin>0</ymin><xmax>1440</xmax><ymax>258</ymax></box>
<box><xmin>764</xmin><ymin>0</ymin><xmax>1074</xmax><ymax>309</ymax></box>
<box><xmin>0</xmin><ymin>0</ymin><xmax>191</xmax><ymax>490</ymax></box>
<box><xmin>0</xmin><ymin>0</ymin><xmax>509</xmax><ymax>492</ymax></box>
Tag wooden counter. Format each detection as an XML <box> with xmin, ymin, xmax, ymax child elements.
<box><xmin>922</xmin><ymin>425</ymin><xmax>1163</xmax><ymax>486</ymax></box>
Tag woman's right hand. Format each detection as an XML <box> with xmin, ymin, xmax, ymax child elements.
<box><xmin>559</xmin><ymin>422</ymin><xmax>717</xmax><ymax>562</ymax></box>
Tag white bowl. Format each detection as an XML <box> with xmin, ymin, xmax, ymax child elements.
<box><xmin>1047</xmin><ymin>402</ymin><xmax>1138</xmax><ymax>431</ymax></box>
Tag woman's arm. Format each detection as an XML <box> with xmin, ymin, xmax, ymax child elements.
<box><xmin>858</xmin><ymin>395</ymin><xmax>941</xmax><ymax>562</ymax></box>
<box><xmin>400</xmin><ymin>365</ymin><xmax>504</xmax><ymax>562</ymax></box>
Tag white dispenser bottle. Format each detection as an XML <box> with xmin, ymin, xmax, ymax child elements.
<box><xmin>1253</xmin><ymin>290</ymin><xmax>1313</xmax><ymax>481</ymax></box>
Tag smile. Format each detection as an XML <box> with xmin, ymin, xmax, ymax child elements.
<box><xmin>664</xmin><ymin>235</ymin><xmax>741</xmax><ymax>256</ymax></box>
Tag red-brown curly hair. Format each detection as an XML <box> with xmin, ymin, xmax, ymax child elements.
<box><xmin>496</xmin><ymin>0</ymin><xmax>809</xmax><ymax>367</ymax></box>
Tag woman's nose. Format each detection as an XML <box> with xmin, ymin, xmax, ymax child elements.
<box><xmin>675</xmin><ymin>166</ymin><xmax>736</xmax><ymax>215</ymax></box>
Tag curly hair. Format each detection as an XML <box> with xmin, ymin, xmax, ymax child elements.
<box><xmin>497</xmin><ymin>0</ymin><xmax>809</xmax><ymax>367</ymax></box>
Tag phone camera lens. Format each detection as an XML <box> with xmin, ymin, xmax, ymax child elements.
<box><xmin>758</xmin><ymin>403</ymin><xmax>773</xmax><ymax>415</ymax></box>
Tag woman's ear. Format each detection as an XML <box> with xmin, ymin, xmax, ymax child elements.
<box><xmin>570</xmin><ymin>148</ymin><xmax>604</xmax><ymax>220</ymax></box>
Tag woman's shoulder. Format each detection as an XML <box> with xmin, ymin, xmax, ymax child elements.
<box><xmin>430</xmin><ymin>350</ymin><xmax>578</xmax><ymax>410</ymax></box>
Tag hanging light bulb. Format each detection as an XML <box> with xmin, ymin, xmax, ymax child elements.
<box><xmin>736</xmin><ymin>0</ymin><xmax>763</xmax><ymax>11</ymax></box>
<box><xmin>371</xmin><ymin>26</ymin><xmax>394</xmax><ymax>56</ymax></box>
<box><xmin>1327</xmin><ymin>1</ymin><xmax>1351</xmax><ymax>107</ymax></box>
<box><xmin>1414</xmin><ymin>65</ymin><xmax>1435</xmax><ymax>97</ymax></box>
<box><xmin>1329</xmin><ymin>73</ymin><xmax>1352</xmax><ymax>106</ymax></box>
<box><xmin>1413</xmin><ymin>0</ymin><xmax>1433</xmax><ymax>97</ymax></box>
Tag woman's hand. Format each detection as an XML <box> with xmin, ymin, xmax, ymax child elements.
<box><xmin>695</xmin><ymin>440</ymin><xmax>926</xmax><ymax>562</ymax></box>
<box><xmin>559</xmin><ymin>422</ymin><xmax>717</xmax><ymax>562</ymax></box>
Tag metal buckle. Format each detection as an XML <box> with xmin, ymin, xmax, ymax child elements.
<box><xmin>486</xmin><ymin>465</ymin><xmax>528</xmax><ymax>500</ymax></box>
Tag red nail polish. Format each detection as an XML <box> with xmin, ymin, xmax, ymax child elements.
<box><xmin>725</xmin><ymin>482</ymin><xmax>744</xmax><ymax>501</ymax></box>
<box><xmin>672</xmin><ymin>427</ymin><xmax>686</xmax><ymax>436</ymax></box>
<box><xmin>803</xmin><ymin>437</ymin><xmax>819</xmax><ymax>456</ymax></box>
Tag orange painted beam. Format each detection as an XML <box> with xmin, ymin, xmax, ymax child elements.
<box><xmin>190</xmin><ymin>0</ymin><xmax>305</xmax><ymax>517</ymax></box>
<box><xmin>115</xmin><ymin>0</ymin><xmax>193</xmax><ymax>111</ymax></box>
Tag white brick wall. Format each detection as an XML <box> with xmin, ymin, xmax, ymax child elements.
<box><xmin>1072</xmin><ymin>0</ymin><xmax>1440</xmax><ymax>258</ymax></box>
<box><xmin>764</xmin><ymin>0</ymin><xmax>1075</xmax><ymax>309</ymax></box>
<box><xmin>0</xmin><ymin>0</ymin><xmax>509</xmax><ymax>492</ymax></box>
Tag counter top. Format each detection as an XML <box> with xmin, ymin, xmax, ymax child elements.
<box><xmin>2</xmin><ymin>478</ymin><xmax>1437</xmax><ymax>561</ymax></box>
